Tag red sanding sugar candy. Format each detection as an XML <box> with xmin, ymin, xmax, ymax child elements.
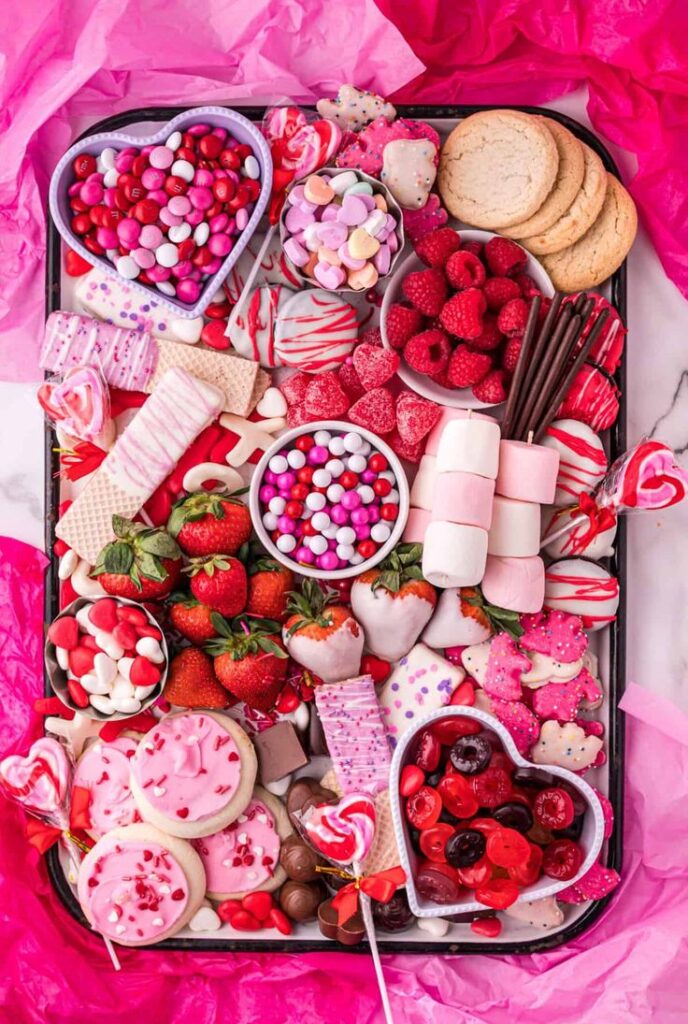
<box><xmin>352</xmin><ymin>343</ymin><xmax>400</xmax><ymax>390</ymax></box>
<box><xmin>395</xmin><ymin>391</ymin><xmax>441</xmax><ymax>444</ymax></box>
<box><xmin>286</xmin><ymin>402</ymin><xmax>318</xmax><ymax>429</ymax></box>
<box><xmin>280</xmin><ymin>371</ymin><xmax>311</xmax><ymax>407</ymax></box>
<box><xmin>337</xmin><ymin>360</ymin><xmax>365</xmax><ymax>400</ymax></box>
<box><xmin>304</xmin><ymin>371</ymin><xmax>351</xmax><ymax>418</ymax></box>
<box><xmin>348</xmin><ymin>387</ymin><xmax>396</xmax><ymax>434</ymax></box>
<box><xmin>386</xmin><ymin>428</ymin><xmax>424</xmax><ymax>464</ymax></box>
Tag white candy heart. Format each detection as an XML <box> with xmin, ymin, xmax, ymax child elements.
<box><xmin>135</xmin><ymin>637</ymin><xmax>164</xmax><ymax>663</ymax></box>
<box><xmin>170</xmin><ymin>317</ymin><xmax>203</xmax><ymax>345</ymax></box>
<box><xmin>134</xmin><ymin>684</ymin><xmax>157</xmax><ymax>701</ymax></box>
<box><xmin>77</xmin><ymin>605</ymin><xmax>100</xmax><ymax>636</ymax></box>
<box><xmin>189</xmin><ymin>903</ymin><xmax>221</xmax><ymax>932</ymax></box>
<box><xmin>96</xmin><ymin>632</ymin><xmax>124</xmax><ymax>660</ymax></box>
<box><xmin>58</xmin><ymin>549</ymin><xmax>79</xmax><ymax>581</ymax></box>
<box><xmin>417</xmin><ymin>917</ymin><xmax>449</xmax><ymax>937</ymax></box>
<box><xmin>256</xmin><ymin>387</ymin><xmax>288</xmax><ymax>419</ymax></box>
<box><xmin>111</xmin><ymin>676</ymin><xmax>135</xmax><ymax>700</ymax></box>
<box><xmin>80</xmin><ymin>673</ymin><xmax>111</xmax><ymax>696</ymax></box>
<box><xmin>265</xmin><ymin>774</ymin><xmax>292</xmax><ymax>797</ymax></box>
<box><xmin>111</xmin><ymin>696</ymin><xmax>142</xmax><ymax>715</ymax></box>
<box><xmin>93</xmin><ymin>652</ymin><xmax>117</xmax><ymax>686</ymax></box>
<box><xmin>89</xmin><ymin>694</ymin><xmax>114</xmax><ymax>715</ymax></box>
<box><xmin>55</xmin><ymin>646</ymin><xmax>70</xmax><ymax>672</ymax></box>
<box><xmin>71</xmin><ymin>560</ymin><xmax>105</xmax><ymax>597</ymax></box>
<box><xmin>117</xmin><ymin>657</ymin><xmax>134</xmax><ymax>681</ymax></box>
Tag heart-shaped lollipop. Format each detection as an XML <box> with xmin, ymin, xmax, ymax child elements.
<box><xmin>0</xmin><ymin>737</ymin><xmax>71</xmax><ymax>818</ymax></box>
<box><xmin>608</xmin><ymin>439</ymin><xmax>688</xmax><ymax>510</ymax></box>
<box><xmin>38</xmin><ymin>366</ymin><xmax>112</xmax><ymax>445</ymax></box>
<box><xmin>300</xmin><ymin>793</ymin><xmax>376</xmax><ymax>865</ymax></box>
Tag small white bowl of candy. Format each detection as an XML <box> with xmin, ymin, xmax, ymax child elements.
<box><xmin>249</xmin><ymin>421</ymin><xmax>410</xmax><ymax>580</ymax></box>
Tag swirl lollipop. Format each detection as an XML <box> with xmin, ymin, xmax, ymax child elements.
<box><xmin>300</xmin><ymin>794</ymin><xmax>377</xmax><ymax>865</ymax></box>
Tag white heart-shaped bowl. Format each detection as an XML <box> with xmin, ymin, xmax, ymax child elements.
<box><xmin>49</xmin><ymin>106</ymin><xmax>273</xmax><ymax>319</ymax></box>
<box><xmin>389</xmin><ymin>705</ymin><xmax>605</xmax><ymax>917</ymax></box>
<box><xmin>380</xmin><ymin>229</ymin><xmax>554</xmax><ymax>410</ymax></box>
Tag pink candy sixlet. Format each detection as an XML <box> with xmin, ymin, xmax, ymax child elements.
<box><xmin>0</xmin><ymin>737</ymin><xmax>71</xmax><ymax>819</ymax></box>
<box><xmin>299</xmin><ymin>794</ymin><xmax>376</xmax><ymax>865</ymax></box>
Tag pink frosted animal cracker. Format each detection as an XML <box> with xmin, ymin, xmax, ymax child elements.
<box><xmin>316</xmin><ymin>85</ymin><xmax>396</xmax><ymax>133</ymax></box>
<box><xmin>590</xmin><ymin>785</ymin><xmax>614</xmax><ymax>838</ymax></box>
<box><xmin>482</xmin><ymin>633</ymin><xmax>531</xmax><ymax>702</ymax></box>
<box><xmin>557</xmin><ymin>860</ymin><xmax>620</xmax><ymax>904</ymax></box>
<box><xmin>381</xmin><ymin>138</ymin><xmax>438</xmax><ymax>209</ymax></box>
<box><xmin>531</xmin><ymin>668</ymin><xmax>603</xmax><ymax>722</ymax></box>
<box><xmin>531</xmin><ymin>720</ymin><xmax>603</xmax><ymax>772</ymax></box>
<box><xmin>398</xmin><ymin>119</ymin><xmax>441</xmax><ymax>154</ymax></box>
<box><xmin>519</xmin><ymin>610</ymin><xmax>588</xmax><ymax>663</ymax></box>
<box><xmin>335</xmin><ymin>116</ymin><xmax>414</xmax><ymax>175</ymax></box>
<box><xmin>403</xmin><ymin>194</ymin><xmax>448</xmax><ymax>243</ymax></box>
<box><xmin>504</xmin><ymin>895</ymin><xmax>564</xmax><ymax>929</ymax></box>
<box><xmin>491</xmin><ymin>698</ymin><xmax>540</xmax><ymax>756</ymax></box>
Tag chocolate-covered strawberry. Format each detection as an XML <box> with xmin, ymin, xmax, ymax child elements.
<box><xmin>207</xmin><ymin>615</ymin><xmax>288</xmax><ymax>712</ymax></box>
<box><xmin>184</xmin><ymin>554</ymin><xmax>247</xmax><ymax>616</ymax></box>
<box><xmin>91</xmin><ymin>515</ymin><xmax>182</xmax><ymax>600</ymax></box>
<box><xmin>283</xmin><ymin>580</ymin><xmax>363</xmax><ymax>683</ymax></box>
<box><xmin>350</xmin><ymin>543</ymin><xmax>436</xmax><ymax>661</ymax></box>
<box><xmin>167</xmin><ymin>491</ymin><xmax>251</xmax><ymax>556</ymax></box>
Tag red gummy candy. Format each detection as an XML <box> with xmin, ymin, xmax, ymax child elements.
<box><xmin>348</xmin><ymin>387</ymin><xmax>396</xmax><ymax>434</ymax></box>
<box><xmin>47</xmin><ymin>616</ymin><xmax>79</xmax><ymax>651</ymax></box>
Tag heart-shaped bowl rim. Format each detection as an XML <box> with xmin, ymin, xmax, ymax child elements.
<box><xmin>389</xmin><ymin>704</ymin><xmax>605</xmax><ymax>917</ymax></box>
<box><xmin>45</xmin><ymin>595</ymin><xmax>169</xmax><ymax>721</ymax></box>
<box><xmin>48</xmin><ymin>105</ymin><xmax>273</xmax><ymax>319</ymax></box>
<box><xmin>380</xmin><ymin>229</ymin><xmax>554</xmax><ymax>410</ymax></box>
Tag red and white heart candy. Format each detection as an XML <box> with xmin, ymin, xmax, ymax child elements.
<box><xmin>300</xmin><ymin>793</ymin><xmax>376</xmax><ymax>864</ymax></box>
<box><xmin>0</xmin><ymin>737</ymin><xmax>71</xmax><ymax>817</ymax></box>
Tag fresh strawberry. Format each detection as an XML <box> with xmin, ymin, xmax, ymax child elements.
<box><xmin>395</xmin><ymin>391</ymin><xmax>441</xmax><ymax>444</ymax></box>
<box><xmin>163</xmin><ymin>648</ymin><xmax>230</xmax><ymax>709</ymax></box>
<box><xmin>414</xmin><ymin>227</ymin><xmax>461</xmax><ymax>268</ymax></box>
<box><xmin>350</xmin><ymin>544</ymin><xmax>436</xmax><ymax>661</ymax></box>
<box><xmin>184</xmin><ymin>555</ymin><xmax>247</xmax><ymax>616</ymax></box>
<box><xmin>207</xmin><ymin>617</ymin><xmax>288</xmax><ymax>712</ymax></box>
<box><xmin>401</xmin><ymin>268</ymin><xmax>448</xmax><ymax>317</ymax></box>
<box><xmin>472</xmin><ymin>368</ymin><xmax>508</xmax><ymax>404</ymax></box>
<box><xmin>503</xmin><ymin>335</ymin><xmax>523</xmax><ymax>374</ymax></box>
<box><xmin>304</xmin><ymin>370</ymin><xmax>351</xmax><ymax>418</ymax></box>
<box><xmin>384</xmin><ymin>303</ymin><xmax>424</xmax><ymax>350</ymax></box>
<box><xmin>439</xmin><ymin>288</ymin><xmax>486</xmax><ymax>340</ymax></box>
<box><xmin>403</xmin><ymin>329</ymin><xmax>451</xmax><ymax>376</ymax></box>
<box><xmin>283</xmin><ymin>580</ymin><xmax>364</xmax><ymax>683</ymax></box>
<box><xmin>460</xmin><ymin>586</ymin><xmax>523</xmax><ymax>640</ymax></box>
<box><xmin>352</xmin><ymin>343</ymin><xmax>400</xmax><ymax>390</ymax></box>
<box><xmin>470</xmin><ymin>314</ymin><xmax>504</xmax><ymax>351</ymax></box>
<box><xmin>445</xmin><ymin>250</ymin><xmax>486</xmax><ymax>290</ymax></box>
<box><xmin>247</xmin><ymin>556</ymin><xmax>295</xmax><ymax>622</ymax></box>
<box><xmin>168</xmin><ymin>596</ymin><xmax>219</xmax><ymax>644</ymax></box>
<box><xmin>497</xmin><ymin>298</ymin><xmax>529</xmax><ymax>337</ymax></box>
<box><xmin>483</xmin><ymin>276</ymin><xmax>521</xmax><ymax>311</ymax></box>
<box><xmin>446</xmin><ymin>345</ymin><xmax>492</xmax><ymax>388</ymax></box>
<box><xmin>168</xmin><ymin>491</ymin><xmax>251</xmax><ymax>556</ymax></box>
<box><xmin>91</xmin><ymin>516</ymin><xmax>182</xmax><ymax>600</ymax></box>
<box><xmin>348</xmin><ymin>387</ymin><xmax>396</xmax><ymax>434</ymax></box>
<box><xmin>484</xmin><ymin>237</ymin><xmax>528</xmax><ymax>277</ymax></box>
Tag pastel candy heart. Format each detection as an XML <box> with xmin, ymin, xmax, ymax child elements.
<box><xmin>338</xmin><ymin>243</ymin><xmax>366</xmax><ymax>271</ymax></box>
<box><xmin>0</xmin><ymin>737</ymin><xmax>71</xmax><ymax>817</ymax></box>
<box><xmin>317</xmin><ymin>246</ymin><xmax>342</xmax><ymax>267</ymax></box>
<box><xmin>304</xmin><ymin>174</ymin><xmax>335</xmax><ymax>205</ymax></box>
<box><xmin>283</xmin><ymin>237</ymin><xmax>309</xmax><ymax>267</ymax></box>
<box><xmin>313</xmin><ymin>262</ymin><xmax>346</xmax><ymax>290</ymax></box>
<box><xmin>316</xmin><ymin>85</ymin><xmax>396</xmax><ymax>132</ymax></box>
<box><xmin>317</xmin><ymin>221</ymin><xmax>348</xmax><ymax>250</ymax></box>
<box><xmin>347</xmin><ymin>264</ymin><xmax>379</xmax><ymax>291</ymax></box>
<box><xmin>299</xmin><ymin>793</ymin><xmax>376</xmax><ymax>864</ymax></box>
<box><xmin>380</xmin><ymin>138</ymin><xmax>438</xmax><ymax>210</ymax></box>
<box><xmin>338</xmin><ymin>196</ymin><xmax>369</xmax><ymax>227</ymax></box>
<box><xmin>373</xmin><ymin>245</ymin><xmax>391</xmax><ymax>276</ymax></box>
<box><xmin>348</xmin><ymin>227</ymin><xmax>379</xmax><ymax>260</ymax></box>
<box><xmin>329</xmin><ymin>171</ymin><xmax>359</xmax><ymax>195</ymax></box>
<box><xmin>256</xmin><ymin>386</ymin><xmax>288</xmax><ymax>419</ymax></box>
<box><xmin>285</xmin><ymin>205</ymin><xmax>315</xmax><ymax>233</ymax></box>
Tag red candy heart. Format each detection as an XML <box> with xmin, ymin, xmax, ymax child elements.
<box><xmin>242</xmin><ymin>891</ymin><xmax>273</xmax><ymax>922</ymax></box>
<box><xmin>130</xmin><ymin>656</ymin><xmax>161</xmax><ymax>688</ymax></box>
<box><xmin>67</xmin><ymin>679</ymin><xmax>90</xmax><ymax>709</ymax></box>
<box><xmin>47</xmin><ymin>616</ymin><xmax>79</xmax><ymax>651</ymax></box>
<box><xmin>68</xmin><ymin>646</ymin><xmax>96</xmax><ymax>678</ymax></box>
<box><xmin>229</xmin><ymin>910</ymin><xmax>262</xmax><ymax>931</ymax></box>
<box><xmin>360</xmin><ymin>654</ymin><xmax>391</xmax><ymax>684</ymax></box>
<box><xmin>116</xmin><ymin>605</ymin><xmax>148</xmax><ymax>627</ymax></box>
<box><xmin>268</xmin><ymin>906</ymin><xmax>292</xmax><ymax>935</ymax></box>
<box><xmin>201</xmin><ymin>319</ymin><xmax>230</xmax><ymax>350</ymax></box>
<box><xmin>88</xmin><ymin>598</ymin><xmax>119</xmax><ymax>633</ymax></box>
<box><xmin>64</xmin><ymin>249</ymin><xmax>93</xmax><ymax>277</ymax></box>
<box><xmin>113</xmin><ymin>622</ymin><xmax>138</xmax><ymax>651</ymax></box>
<box><xmin>135</xmin><ymin>623</ymin><xmax>162</xmax><ymax>640</ymax></box>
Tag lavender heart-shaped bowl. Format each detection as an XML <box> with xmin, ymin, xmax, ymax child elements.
<box><xmin>48</xmin><ymin>106</ymin><xmax>273</xmax><ymax>319</ymax></box>
<box><xmin>389</xmin><ymin>705</ymin><xmax>605</xmax><ymax>917</ymax></box>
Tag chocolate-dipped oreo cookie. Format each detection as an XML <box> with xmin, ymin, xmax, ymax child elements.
<box><xmin>279</xmin><ymin>880</ymin><xmax>327</xmax><ymax>923</ymax></box>
<box><xmin>280</xmin><ymin>834</ymin><xmax>326</xmax><ymax>882</ymax></box>
<box><xmin>317</xmin><ymin>897</ymin><xmax>365</xmax><ymax>946</ymax></box>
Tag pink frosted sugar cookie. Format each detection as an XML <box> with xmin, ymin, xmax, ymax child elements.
<box><xmin>73</xmin><ymin>735</ymin><xmax>140</xmax><ymax>839</ymax></box>
<box><xmin>519</xmin><ymin>610</ymin><xmax>588</xmax><ymax>664</ymax></box>
<box><xmin>77</xmin><ymin>823</ymin><xmax>206</xmax><ymax>946</ymax></box>
<box><xmin>130</xmin><ymin>711</ymin><xmax>257</xmax><ymax>839</ymax></box>
<box><xmin>531</xmin><ymin>668</ymin><xmax>603</xmax><ymax>722</ymax></box>
<box><xmin>274</xmin><ymin>289</ymin><xmax>358</xmax><ymax>372</ymax></box>
<box><xmin>557</xmin><ymin>859</ymin><xmax>620</xmax><ymax>904</ymax></box>
<box><xmin>191</xmin><ymin>788</ymin><xmax>292</xmax><ymax>899</ymax></box>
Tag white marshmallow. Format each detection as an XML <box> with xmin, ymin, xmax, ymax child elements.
<box><xmin>422</xmin><ymin>521</ymin><xmax>488</xmax><ymax>589</ymax></box>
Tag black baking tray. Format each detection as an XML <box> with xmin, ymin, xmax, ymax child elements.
<box><xmin>43</xmin><ymin>103</ymin><xmax>627</xmax><ymax>955</ymax></box>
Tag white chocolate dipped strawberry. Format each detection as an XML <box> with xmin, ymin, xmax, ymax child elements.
<box><xmin>422</xmin><ymin>585</ymin><xmax>523</xmax><ymax>650</ymax></box>
<box><xmin>283</xmin><ymin>580</ymin><xmax>363</xmax><ymax>683</ymax></box>
<box><xmin>350</xmin><ymin>544</ymin><xmax>436</xmax><ymax>662</ymax></box>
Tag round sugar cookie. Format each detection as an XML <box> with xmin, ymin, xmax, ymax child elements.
<box><xmin>500</xmin><ymin>119</ymin><xmax>585</xmax><ymax>239</ymax></box>
<box><xmin>77</xmin><ymin>823</ymin><xmax>206</xmax><ymax>946</ymax></box>
<box><xmin>541</xmin><ymin>175</ymin><xmax>638</xmax><ymax>291</ymax></box>
<box><xmin>274</xmin><ymin>288</ymin><xmax>358</xmax><ymax>372</ymax></box>
<box><xmin>438</xmin><ymin>109</ymin><xmax>559</xmax><ymax>229</ymax></box>
<box><xmin>130</xmin><ymin>710</ymin><xmax>257</xmax><ymax>839</ymax></box>
<box><xmin>73</xmin><ymin>734</ymin><xmax>140</xmax><ymax>839</ymax></box>
<box><xmin>191</xmin><ymin>787</ymin><xmax>292</xmax><ymax>900</ymax></box>
<box><xmin>520</xmin><ymin>144</ymin><xmax>607</xmax><ymax>255</ymax></box>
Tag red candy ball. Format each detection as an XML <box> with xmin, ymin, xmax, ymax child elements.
<box><xmin>71</xmin><ymin>214</ymin><xmax>92</xmax><ymax>235</ymax></box>
<box><xmin>380</xmin><ymin>503</ymin><xmax>399</xmax><ymax>521</ymax></box>
<box><xmin>373</xmin><ymin>478</ymin><xmax>392</xmax><ymax>498</ymax></box>
<box><xmin>340</xmin><ymin>471</ymin><xmax>359</xmax><ymax>490</ymax></box>
<box><xmin>295</xmin><ymin>436</ymin><xmax>315</xmax><ymax>452</ymax></box>
<box><xmin>285</xmin><ymin>501</ymin><xmax>304</xmax><ymax>519</ymax></box>
<box><xmin>165</xmin><ymin>175</ymin><xmax>188</xmax><ymax>197</ymax></box>
<box><xmin>368</xmin><ymin>453</ymin><xmax>388</xmax><ymax>473</ymax></box>
<box><xmin>73</xmin><ymin>154</ymin><xmax>97</xmax><ymax>179</ymax></box>
<box><xmin>219</xmin><ymin>149</ymin><xmax>241</xmax><ymax>170</ymax></box>
<box><xmin>212</xmin><ymin>178</ymin><xmax>236</xmax><ymax>203</ymax></box>
<box><xmin>357</xmin><ymin>539</ymin><xmax>377</xmax><ymax>560</ymax></box>
<box><xmin>133</xmin><ymin>199</ymin><xmax>160</xmax><ymax>224</ymax></box>
<box><xmin>199</xmin><ymin>134</ymin><xmax>223</xmax><ymax>159</ymax></box>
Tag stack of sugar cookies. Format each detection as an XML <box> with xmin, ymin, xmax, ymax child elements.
<box><xmin>438</xmin><ymin>109</ymin><xmax>637</xmax><ymax>292</ymax></box>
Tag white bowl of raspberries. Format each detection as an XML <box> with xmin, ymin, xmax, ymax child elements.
<box><xmin>380</xmin><ymin>229</ymin><xmax>554</xmax><ymax>409</ymax></box>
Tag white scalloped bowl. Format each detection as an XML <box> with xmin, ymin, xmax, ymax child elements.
<box><xmin>389</xmin><ymin>705</ymin><xmax>605</xmax><ymax>917</ymax></box>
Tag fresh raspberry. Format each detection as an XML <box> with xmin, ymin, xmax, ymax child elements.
<box><xmin>502</xmin><ymin>335</ymin><xmax>523</xmax><ymax>374</ymax></box>
<box><xmin>414</xmin><ymin>226</ymin><xmax>461</xmax><ymax>268</ymax></box>
<box><xmin>386</xmin><ymin>428</ymin><xmax>424</xmax><ymax>464</ymax></box>
<box><xmin>395</xmin><ymin>391</ymin><xmax>441</xmax><ymax>444</ymax></box>
<box><xmin>472</xmin><ymin>368</ymin><xmax>508</xmax><ymax>404</ymax></box>
<box><xmin>352</xmin><ymin>343</ymin><xmax>400</xmax><ymax>390</ymax></box>
<box><xmin>497</xmin><ymin>298</ymin><xmax>529</xmax><ymax>337</ymax></box>
<box><xmin>337</xmin><ymin>360</ymin><xmax>365</xmax><ymax>399</ymax></box>
<box><xmin>470</xmin><ymin>314</ymin><xmax>504</xmax><ymax>352</ymax></box>
<box><xmin>513</xmin><ymin>273</ymin><xmax>541</xmax><ymax>299</ymax></box>
<box><xmin>445</xmin><ymin>250</ymin><xmax>486</xmax><ymax>291</ymax></box>
<box><xmin>280</xmin><ymin>371</ymin><xmax>310</xmax><ymax>406</ymax></box>
<box><xmin>403</xmin><ymin>329</ymin><xmax>452</xmax><ymax>376</ymax></box>
<box><xmin>446</xmin><ymin>345</ymin><xmax>493</xmax><ymax>388</ymax></box>
<box><xmin>483</xmin><ymin>276</ymin><xmax>521</xmax><ymax>311</ymax></box>
<box><xmin>358</xmin><ymin>326</ymin><xmax>382</xmax><ymax>347</ymax></box>
<box><xmin>484</xmin><ymin>237</ymin><xmax>528</xmax><ymax>277</ymax></box>
<box><xmin>461</xmin><ymin>240</ymin><xmax>483</xmax><ymax>258</ymax></box>
<box><xmin>384</xmin><ymin>303</ymin><xmax>424</xmax><ymax>349</ymax></box>
<box><xmin>402</xmin><ymin>268</ymin><xmax>448</xmax><ymax>317</ymax></box>
<box><xmin>304</xmin><ymin>370</ymin><xmax>351</xmax><ymax>418</ymax></box>
<box><xmin>348</xmin><ymin>387</ymin><xmax>396</xmax><ymax>434</ymax></box>
<box><xmin>439</xmin><ymin>287</ymin><xmax>487</xmax><ymax>340</ymax></box>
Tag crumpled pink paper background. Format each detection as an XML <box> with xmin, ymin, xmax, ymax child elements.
<box><xmin>2</xmin><ymin>535</ymin><xmax>687</xmax><ymax>1021</ymax></box>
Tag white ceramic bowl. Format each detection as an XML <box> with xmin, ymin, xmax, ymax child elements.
<box><xmin>249</xmin><ymin>420</ymin><xmax>410</xmax><ymax>580</ymax></box>
<box><xmin>380</xmin><ymin>230</ymin><xmax>555</xmax><ymax>410</ymax></box>
<box><xmin>390</xmin><ymin>705</ymin><xmax>605</xmax><ymax>918</ymax></box>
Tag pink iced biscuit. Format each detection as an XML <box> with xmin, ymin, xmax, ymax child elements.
<box><xmin>482</xmin><ymin>634</ymin><xmax>530</xmax><ymax>701</ymax></box>
<box><xmin>557</xmin><ymin>860</ymin><xmax>620</xmax><ymax>904</ymax></box>
<box><xmin>431</xmin><ymin>472</ymin><xmax>495</xmax><ymax>530</ymax></box>
<box><xmin>495</xmin><ymin>440</ymin><xmax>560</xmax><ymax>504</ymax></box>
<box><xmin>425</xmin><ymin>408</ymin><xmax>496</xmax><ymax>457</ymax></box>
<box><xmin>531</xmin><ymin>669</ymin><xmax>603</xmax><ymax>722</ymax></box>
<box><xmin>491</xmin><ymin>698</ymin><xmax>541</xmax><ymax>756</ymax></box>
<box><xmin>77</xmin><ymin>832</ymin><xmax>191</xmax><ymax>944</ymax></box>
<box><xmin>73</xmin><ymin>736</ymin><xmax>139</xmax><ymax>838</ymax></box>
<box><xmin>487</xmin><ymin>495</ymin><xmax>540</xmax><ymax>557</ymax></box>
<box><xmin>519</xmin><ymin>609</ymin><xmax>588</xmax><ymax>662</ymax></box>
<box><xmin>40</xmin><ymin>311</ymin><xmax>157</xmax><ymax>391</ymax></box>
<box><xmin>408</xmin><ymin>455</ymin><xmax>437</xmax><ymax>510</ymax></box>
<box><xmin>481</xmin><ymin>554</ymin><xmax>545</xmax><ymax>614</ymax></box>
<box><xmin>335</xmin><ymin>116</ymin><xmax>415</xmax><ymax>175</ymax></box>
<box><xmin>130</xmin><ymin>713</ymin><xmax>242</xmax><ymax>824</ymax></box>
<box><xmin>403</xmin><ymin>507</ymin><xmax>431</xmax><ymax>544</ymax></box>
<box><xmin>192</xmin><ymin>797</ymin><xmax>280</xmax><ymax>895</ymax></box>
<box><xmin>402</xmin><ymin>194</ymin><xmax>448</xmax><ymax>244</ymax></box>
<box><xmin>314</xmin><ymin>674</ymin><xmax>391</xmax><ymax>796</ymax></box>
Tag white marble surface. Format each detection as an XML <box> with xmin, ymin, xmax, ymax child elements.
<box><xmin>1</xmin><ymin>93</ymin><xmax>687</xmax><ymax>714</ymax></box>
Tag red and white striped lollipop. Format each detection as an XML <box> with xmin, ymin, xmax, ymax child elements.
<box><xmin>0</xmin><ymin>737</ymin><xmax>71</xmax><ymax>821</ymax></box>
<box><xmin>603</xmin><ymin>439</ymin><xmax>688</xmax><ymax>510</ymax></box>
<box><xmin>300</xmin><ymin>793</ymin><xmax>377</xmax><ymax>865</ymax></box>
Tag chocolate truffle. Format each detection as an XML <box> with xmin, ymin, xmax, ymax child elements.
<box><xmin>280</xmin><ymin>834</ymin><xmax>326</xmax><ymax>882</ymax></box>
<box><xmin>318</xmin><ymin>897</ymin><xmax>365</xmax><ymax>946</ymax></box>
<box><xmin>279</xmin><ymin>880</ymin><xmax>327</xmax><ymax>923</ymax></box>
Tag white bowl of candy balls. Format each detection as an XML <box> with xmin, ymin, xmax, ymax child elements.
<box><xmin>249</xmin><ymin>421</ymin><xmax>410</xmax><ymax>580</ymax></box>
<box><xmin>279</xmin><ymin>168</ymin><xmax>405</xmax><ymax>293</ymax></box>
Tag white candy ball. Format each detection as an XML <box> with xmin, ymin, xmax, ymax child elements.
<box><xmin>306</xmin><ymin>491</ymin><xmax>326</xmax><ymax>512</ymax></box>
<box><xmin>371</xmin><ymin>522</ymin><xmax>392</xmax><ymax>544</ymax></box>
<box><xmin>155</xmin><ymin>242</ymin><xmax>179</xmax><ymax>268</ymax></box>
<box><xmin>171</xmin><ymin>158</ymin><xmax>195</xmax><ymax>182</ymax></box>
<box><xmin>269</xmin><ymin>454</ymin><xmax>289</xmax><ymax>474</ymax></box>
<box><xmin>380</xmin><ymin>470</ymin><xmax>396</xmax><ymax>483</ymax></box>
<box><xmin>156</xmin><ymin>281</ymin><xmax>176</xmax><ymax>296</ymax></box>
<box><xmin>277</xmin><ymin>534</ymin><xmax>297</xmax><ymax>554</ymax></box>
<box><xmin>347</xmin><ymin>453</ymin><xmax>367</xmax><ymax>474</ymax></box>
<box><xmin>103</xmin><ymin>167</ymin><xmax>119</xmax><ymax>188</ymax></box>
<box><xmin>263</xmin><ymin>512</ymin><xmax>279</xmax><ymax>530</ymax></box>
<box><xmin>358</xmin><ymin>441</ymin><xmax>372</xmax><ymax>457</ymax></box>
<box><xmin>325</xmin><ymin>459</ymin><xmax>345</xmax><ymax>478</ymax></box>
<box><xmin>287</xmin><ymin>449</ymin><xmax>306</xmax><ymax>470</ymax></box>
<box><xmin>243</xmin><ymin>155</ymin><xmax>261</xmax><ymax>180</ymax></box>
<box><xmin>312</xmin><ymin>469</ymin><xmax>332</xmax><ymax>488</ymax></box>
<box><xmin>115</xmin><ymin>255</ymin><xmax>139</xmax><ymax>280</ymax></box>
<box><xmin>166</xmin><ymin>130</ymin><xmax>183</xmax><ymax>150</ymax></box>
<box><xmin>168</xmin><ymin>223</ymin><xmax>192</xmax><ymax>243</ymax></box>
<box><xmin>309</xmin><ymin>536</ymin><xmax>328</xmax><ymax>556</ymax></box>
<box><xmin>311</xmin><ymin>511</ymin><xmax>331</xmax><ymax>532</ymax></box>
<box><xmin>194</xmin><ymin>222</ymin><xmax>210</xmax><ymax>246</ymax></box>
<box><xmin>268</xmin><ymin>496</ymin><xmax>286</xmax><ymax>515</ymax></box>
<box><xmin>336</xmin><ymin>526</ymin><xmax>356</xmax><ymax>545</ymax></box>
<box><xmin>327</xmin><ymin>483</ymin><xmax>345</xmax><ymax>503</ymax></box>
<box><xmin>328</xmin><ymin>436</ymin><xmax>346</xmax><ymax>456</ymax></box>
<box><xmin>314</xmin><ymin>430</ymin><xmax>332</xmax><ymax>446</ymax></box>
<box><xmin>357</xmin><ymin>484</ymin><xmax>376</xmax><ymax>504</ymax></box>
<box><xmin>349</xmin><ymin>552</ymin><xmax>365</xmax><ymax>565</ymax></box>
<box><xmin>100</xmin><ymin>147</ymin><xmax>117</xmax><ymax>170</ymax></box>
<box><xmin>336</xmin><ymin>543</ymin><xmax>355</xmax><ymax>561</ymax></box>
<box><xmin>343</xmin><ymin>431</ymin><xmax>363</xmax><ymax>453</ymax></box>
<box><xmin>323</xmin><ymin>524</ymin><xmax>339</xmax><ymax>539</ymax></box>
<box><xmin>388</xmin><ymin>489</ymin><xmax>400</xmax><ymax>504</ymax></box>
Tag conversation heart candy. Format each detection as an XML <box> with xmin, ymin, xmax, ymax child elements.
<box><xmin>300</xmin><ymin>793</ymin><xmax>376</xmax><ymax>864</ymax></box>
<box><xmin>348</xmin><ymin>227</ymin><xmax>379</xmax><ymax>260</ymax></box>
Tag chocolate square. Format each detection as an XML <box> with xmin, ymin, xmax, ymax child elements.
<box><xmin>254</xmin><ymin>721</ymin><xmax>309</xmax><ymax>784</ymax></box>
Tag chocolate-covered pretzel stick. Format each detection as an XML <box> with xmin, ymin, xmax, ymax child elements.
<box><xmin>505</xmin><ymin>292</ymin><xmax>563</xmax><ymax>437</ymax></box>
<box><xmin>511</xmin><ymin>302</ymin><xmax>574</xmax><ymax>441</ymax></box>
<box><xmin>501</xmin><ymin>295</ymin><xmax>541</xmax><ymax>438</ymax></box>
